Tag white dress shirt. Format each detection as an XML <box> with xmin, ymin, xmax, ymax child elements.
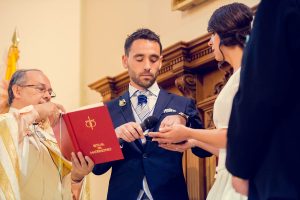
<box><xmin>128</xmin><ymin>82</ymin><xmax>160</xmax><ymax>200</ymax></box>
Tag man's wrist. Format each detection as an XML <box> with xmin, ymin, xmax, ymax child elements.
<box><xmin>71</xmin><ymin>174</ymin><xmax>84</xmax><ymax>183</ymax></box>
<box><xmin>177</xmin><ymin>112</ymin><xmax>189</xmax><ymax>124</ymax></box>
<box><xmin>71</xmin><ymin>178</ymin><xmax>84</xmax><ymax>184</ymax></box>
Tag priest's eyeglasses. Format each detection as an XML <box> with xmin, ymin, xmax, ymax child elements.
<box><xmin>19</xmin><ymin>84</ymin><xmax>56</xmax><ymax>98</ymax></box>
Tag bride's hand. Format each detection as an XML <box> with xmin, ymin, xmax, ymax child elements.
<box><xmin>148</xmin><ymin>124</ymin><xmax>189</xmax><ymax>144</ymax></box>
<box><xmin>232</xmin><ymin>176</ymin><xmax>249</xmax><ymax>196</ymax></box>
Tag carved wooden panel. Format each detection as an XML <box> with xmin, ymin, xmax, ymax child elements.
<box><xmin>175</xmin><ymin>74</ymin><xmax>196</xmax><ymax>99</ymax></box>
<box><xmin>197</xmin><ymin>95</ymin><xmax>217</xmax><ymax>193</ymax></box>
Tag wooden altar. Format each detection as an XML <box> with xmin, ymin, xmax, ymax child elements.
<box><xmin>88</xmin><ymin>33</ymin><xmax>233</xmax><ymax>200</ymax></box>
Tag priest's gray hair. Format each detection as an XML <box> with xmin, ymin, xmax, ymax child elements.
<box><xmin>8</xmin><ymin>69</ymin><xmax>41</xmax><ymax>105</ymax></box>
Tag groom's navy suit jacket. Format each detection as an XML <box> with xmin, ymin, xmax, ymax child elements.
<box><xmin>93</xmin><ymin>89</ymin><xmax>211</xmax><ymax>200</ymax></box>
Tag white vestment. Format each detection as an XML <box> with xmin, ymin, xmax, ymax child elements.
<box><xmin>0</xmin><ymin>106</ymin><xmax>86</xmax><ymax>200</ymax></box>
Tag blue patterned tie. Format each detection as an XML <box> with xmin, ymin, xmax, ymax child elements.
<box><xmin>138</xmin><ymin>94</ymin><xmax>147</xmax><ymax>106</ymax></box>
<box><xmin>136</xmin><ymin>91</ymin><xmax>150</xmax><ymax>121</ymax></box>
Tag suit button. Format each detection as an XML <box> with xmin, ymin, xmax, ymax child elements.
<box><xmin>143</xmin><ymin>153</ymin><xmax>148</xmax><ymax>158</ymax></box>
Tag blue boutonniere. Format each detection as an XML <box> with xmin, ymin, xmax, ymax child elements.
<box><xmin>119</xmin><ymin>99</ymin><xmax>126</xmax><ymax>107</ymax></box>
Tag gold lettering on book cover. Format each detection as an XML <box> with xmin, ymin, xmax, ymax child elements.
<box><xmin>85</xmin><ymin>116</ymin><xmax>96</xmax><ymax>130</ymax></box>
<box><xmin>90</xmin><ymin>143</ymin><xmax>112</xmax><ymax>154</ymax></box>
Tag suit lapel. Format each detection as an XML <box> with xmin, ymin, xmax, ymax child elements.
<box><xmin>119</xmin><ymin>92</ymin><xmax>135</xmax><ymax>123</ymax></box>
<box><xmin>118</xmin><ymin>92</ymin><xmax>143</xmax><ymax>153</ymax></box>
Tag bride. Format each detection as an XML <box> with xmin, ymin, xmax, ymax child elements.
<box><xmin>149</xmin><ymin>3</ymin><xmax>253</xmax><ymax>200</ymax></box>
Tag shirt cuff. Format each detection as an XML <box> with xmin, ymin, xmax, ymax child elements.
<box><xmin>18</xmin><ymin>105</ymin><xmax>40</xmax><ymax>123</ymax></box>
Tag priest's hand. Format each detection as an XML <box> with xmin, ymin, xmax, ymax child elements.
<box><xmin>34</xmin><ymin>102</ymin><xmax>65</xmax><ymax>125</ymax></box>
<box><xmin>71</xmin><ymin>152</ymin><xmax>94</xmax><ymax>183</ymax></box>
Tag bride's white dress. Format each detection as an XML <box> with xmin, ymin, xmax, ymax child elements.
<box><xmin>206</xmin><ymin>68</ymin><xmax>247</xmax><ymax>200</ymax></box>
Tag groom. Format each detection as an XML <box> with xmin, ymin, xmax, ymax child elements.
<box><xmin>93</xmin><ymin>28</ymin><xmax>211</xmax><ymax>200</ymax></box>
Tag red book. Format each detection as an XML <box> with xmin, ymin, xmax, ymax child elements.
<box><xmin>52</xmin><ymin>104</ymin><xmax>123</xmax><ymax>164</ymax></box>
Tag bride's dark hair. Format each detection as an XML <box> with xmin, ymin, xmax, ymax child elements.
<box><xmin>208</xmin><ymin>3</ymin><xmax>253</xmax><ymax>48</ymax></box>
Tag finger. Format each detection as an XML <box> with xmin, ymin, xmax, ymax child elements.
<box><xmin>159</xmin><ymin>119</ymin><xmax>167</xmax><ymax>129</ymax></box>
<box><xmin>163</xmin><ymin>118</ymin><xmax>174</xmax><ymax>127</ymax></box>
<box><xmin>159</xmin><ymin>121</ymin><xmax>172</xmax><ymax>129</ymax></box>
<box><xmin>165</xmin><ymin>143</ymin><xmax>183</xmax><ymax>150</ymax></box>
<box><xmin>125</xmin><ymin>123</ymin><xmax>142</xmax><ymax>139</ymax></box>
<box><xmin>77</xmin><ymin>152</ymin><xmax>88</xmax><ymax>168</ymax></box>
<box><xmin>159</xmin><ymin>144</ymin><xmax>173</xmax><ymax>149</ymax></box>
<box><xmin>158</xmin><ymin>145</ymin><xmax>175</xmax><ymax>151</ymax></box>
<box><xmin>149</xmin><ymin>132</ymin><xmax>165</xmax><ymax>138</ymax></box>
<box><xmin>131</xmin><ymin>123</ymin><xmax>144</xmax><ymax>138</ymax></box>
<box><xmin>52</xmin><ymin>111</ymin><xmax>61</xmax><ymax>126</ymax></box>
<box><xmin>123</xmin><ymin>129</ymin><xmax>135</xmax><ymax>142</ymax></box>
<box><xmin>85</xmin><ymin>156</ymin><xmax>95</xmax><ymax>170</ymax></box>
<box><xmin>127</xmin><ymin>126</ymin><xmax>141</xmax><ymax>140</ymax></box>
<box><xmin>159</xmin><ymin>126</ymin><xmax>172</xmax><ymax>133</ymax></box>
<box><xmin>164</xmin><ymin>143</ymin><xmax>179</xmax><ymax>149</ymax></box>
<box><xmin>148</xmin><ymin>131</ymin><xmax>160</xmax><ymax>138</ymax></box>
<box><xmin>160</xmin><ymin>117</ymin><xmax>174</xmax><ymax>127</ymax></box>
<box><xmin>55</xmin><ymin>103</ymin><xmax>66</xmax><ymax>113</ymax></box>
<box><xmin>159</xmin><ymin>123</ymin><xmax>166</xmax><ymax>129</ymax></box>
<box><xmin>159</xmin><ymin>144</ymin><xmax>183</xmax><ymax>152</ymax></box>
<box><xmin>120</xmin><ymin>126</ymin><xmax>134</xmax><ymax>140</ymax></box>
<box><xmin>120</xmin><ymin>131</ymin><xmax>133</xmax><ymax>142</ymax></box>
<box><xmin>152</xmin><ymin>138</ymin><xmax>170</xmax><ymax>144</ymax></box>
<box><xmin>71</xmin><ymin>152</ymin><xmax>80</xmax><ymax>168</ymax></box>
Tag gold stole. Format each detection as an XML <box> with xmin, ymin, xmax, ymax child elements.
<box><xmin>37</xmin><ymin>123</ymin><xmax>90</xmax><ymax>199</ymax></box>
<box><xmin>0</xmin><ymin>116</ymin><xmax>20</xmax><ymax>200</ymax></box>
<box><xmin>33</xmin><ymin>122</ymin><xmax>72</xmax><ymax>179</ymax></box>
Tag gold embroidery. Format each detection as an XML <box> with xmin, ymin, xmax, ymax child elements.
<box><xmin>47</xmin><ymin>148</ymin><xmax>72</xmax><ymax>178</ymax></box>
<box><xmin>0</xmin><ymin>120</ymin><xmax>20</xmax><ymax>182</ymax></box>
<box><xmin>0</xmin><ymin>162</ymin><xmax>17</xmax><ymax>200</ymax></box>
<box><xmin>39</xmin><ymin>137</ymin><xmax>72</xmax><ymax>179</ymax></box>
<box><xmin>82</xmin><ymin>175</ymin><xmax>90</xmax><ymax>200</ymax></box>
<box><xmin>32</xmin><ymin>124</ymin><xmax>72</xmax><ymax>179</ymax></box>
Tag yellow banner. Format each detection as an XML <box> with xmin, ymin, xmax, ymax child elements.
<box><xmin>5</xmin><ymin>46</ymin><xmax>19</xmax><ymax>81</ymax></box>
